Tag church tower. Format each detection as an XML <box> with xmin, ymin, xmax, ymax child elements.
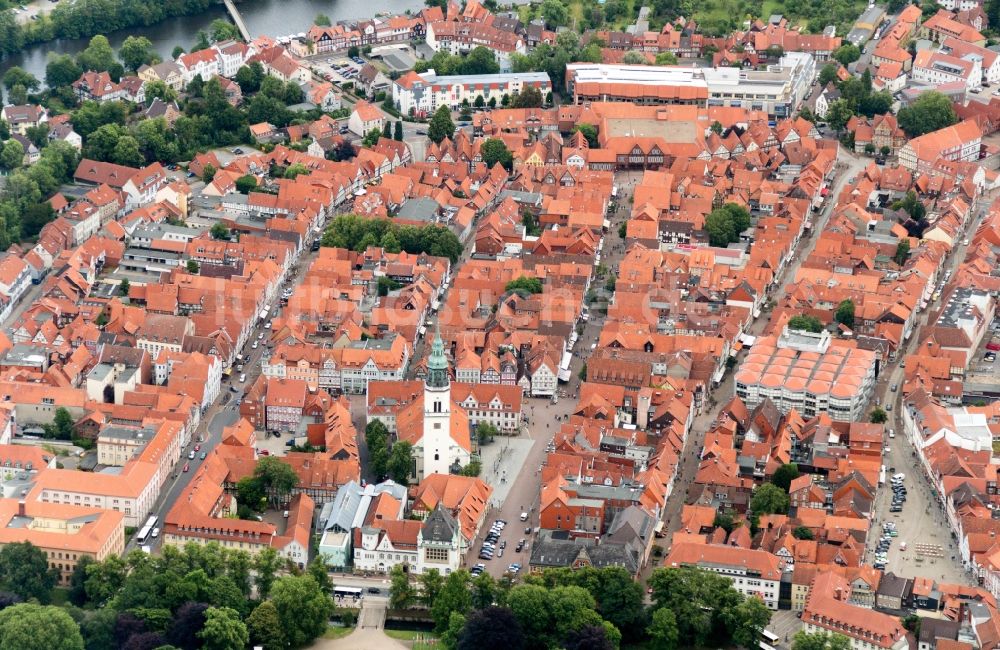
<box><xmin>421</xmin><ymin>331</ymin><xmax>452</xmax><ymax>478</ymax></box>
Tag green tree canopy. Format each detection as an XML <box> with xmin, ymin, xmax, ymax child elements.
<box><xmin>832</xmin><ymin>43</ymin><xmax>861</xmax><ymax>66</ymax></box>
<box><xmin>750</xmin><ymin>483</ymin><xmax>790</xmax><ymax>519</ymax></box>
<box><xmin>0</xmin><ymin>603</ymin><xmax>84</xmax><ymax>650</ymax></box>
<box><xmin>428</xmin><ymin>105</ymin><xmax>456</xmax><ymax>143</ymax></box>
<box><xmin>771</xmin><ymin>463</ymin><xmax>800</xmax><ymax>492</ymax></box>
<box><xmin>480</xmin><ymin>138</ymin><xmax>513</xmax><ymax>171</ymax></box>
<box><xmin>0</xmin><ymin>541</ymin><xmax>57</xmax><ymax>602</ymax></box>
<box><xmin>505</xmin><ymin>275</ymin><xmax>543</xmax><ymax>294</ymax></box>
<box><xmin>270</xmin><ymin>574</ymin><xmax>334</xmax><ymax>647</ymax></box>
<box><xmin>704</xmin><ymin>203</ymin><xmax>752</xmax><ymax>246</ymax></box>
<box><xmin>792</xmin><ymin>630</ymin><xmax>852</xmax><ymax>650</ymax></box>
<box><xmin>235</xmin><ymin>175</ymin><xmax>258</xmax><ymax>194</ymax></box>
<box><xmin>247</xmin><ymin>601</ymin><xmax>285</xmax><ymax>650</ymax></box>
<box><xmin>571</xmin><ymin>123</ymin><xmax>598</xmax><ymax>147</ymax></box>
<box><xmin>512</xmin><ymin>85</ymin><xmax>543</xmax><ymax>108</ymax></box>
<box><xmin>787</xmin><ymin>314</ymin><xmax>824</xmax><ymax>333</ymax></box>
<box><xmin>387</xmin><ymin>441</ymin><xmax>414</xmax><ymax>485</ymax></box>
<box><xmin>119</xmin><ymin>36</ymin><xmax>158</xmax><ymax>72</ymax></box>
<box><xmin>834</xmin><ymin>299</ymin><xmax>855</xmax><ymax>328</ymax></box>
<box><xmin>870</xmin><ymin>407</ymin><xmax>888</xmax><ymax>424</ymax></box>
<box><xmin>198</xmin><ymin>607</ymin><xmax>247</xmax><ymax>650</ymax></box>
<box><xmin>897</xmin><ymin>91</ymin><xmax>958</xmax><ymax>137</ymax></box>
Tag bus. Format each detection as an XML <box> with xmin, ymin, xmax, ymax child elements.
<box><xmin>333</xmin><ymin>586</ymin><xmax>363</xmax><ymax>600</ymax></box>
<box><xmin>760</xmin><ymin>629</ymin><xmax>780</xmax><ymax>650</ymax></box>
<box><xmin>136</xmin><ymin>515</ymin><xmax>158</xmax><ymax>545</ymax></box>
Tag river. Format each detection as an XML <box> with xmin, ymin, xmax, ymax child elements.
<box><xmin>1</xmin><ymin>0</ymin><xmax>425</xmax><ymax>81</ymax></box>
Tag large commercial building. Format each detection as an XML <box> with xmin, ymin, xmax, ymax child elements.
<box><xmin>734</xmin><ymin>328</ymin><xmax>877</xmax><ymax>422</ymax></box>
<box><xmin>566</xmin><ymin>53</ymin><xmax>816</xmax><ymax>118</ymax></box>
<box><xmin>393</xmin><ymin>70</ymin><xmax>552</xmax><ymax>117</ymax></box>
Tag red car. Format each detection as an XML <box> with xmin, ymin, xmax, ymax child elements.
<box><xmin>194</xmin><ymin>444</ymin><xmax>201</xmax><ymax>452</ymax></box>
<box><xmin>182</xmin><ymin>463</ymin><xmax>190</xmax><ymax>472</ymax></box>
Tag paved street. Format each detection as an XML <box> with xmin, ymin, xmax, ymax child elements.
<box><xmin>859</xmin><ymin>192</ymin><xmax>996</xmax><ymax>587</ymax></box>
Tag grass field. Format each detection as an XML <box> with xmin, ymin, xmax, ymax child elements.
<box><xmin>384</xmin><ymin>629</ymin><xmax>439</xmax><ymax>649</ymax></box>
<box><xmin>322</xmin><ymin>626</ymin><xmax>354</xmax><ymax>640</ymax></box>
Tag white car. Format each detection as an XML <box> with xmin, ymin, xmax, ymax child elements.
<box><xmin>239</xmin><ymin>373</ymin><xmax>247</xmax><ymax>382</ymax></box>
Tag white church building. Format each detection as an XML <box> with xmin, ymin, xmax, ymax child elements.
<box><xmin>396</xmin><ymin>332</ymin><xmax>472</xmax><ymax>480</ymax></box>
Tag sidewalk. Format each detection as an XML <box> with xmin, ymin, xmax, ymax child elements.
<box><xmin>478</xmin><ymin>435</ymin><xmax>534</xmax><ymax>508</ymax></box>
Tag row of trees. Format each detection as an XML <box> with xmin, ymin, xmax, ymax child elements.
<box><xmin>0</xmin><ymin>540</ymin><xmax>337</xmax><ymax>649</ymax></box>
<box><xmin>320</xmin><ymin>214</ymin><xmax>464</xmax><ymax>262</ymax></box>
<box><xmin>390</xmin><ymin>564</ymin><xmax>773</xmax><ymax>650</ymax></box>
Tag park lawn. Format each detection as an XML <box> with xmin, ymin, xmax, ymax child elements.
<box><xmin>322</xmin><ymin>626</ymin><xmax>354</xmax><ymax>640</ymax></box>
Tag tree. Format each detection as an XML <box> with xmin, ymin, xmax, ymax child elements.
<box><xmin>315</xmin><ymin>12</ymin><xmax>332</xmax><ymax>26</ymax></box>
<box><xmin>119</xmin><ymin>278</ymin><xmax>130</xmax><ymax>296</ymax></box>
<box><xmin>119</xmin><ymin>36</ymin><xmax>158</xmax><ymax>73</ymax></box>
<box><xmin>209</xmin><ymin>18</ymin><xmax>240</xmax><ymax>42</ymax></box>
<box><xmin>197</xmin><ymin>607</ymin><xmax>247</xmax><ymax>650</ymax></box>
<box><xmin>68</xmin><ymin>556</ymin><xmax>94</xmax><ymax>607</ymax></box>
<box><xmin>432</xmin><ymin>570</ymin><xmax>473</xmax><ymax>633</ymax></box>
<box><xmin>77</xmin><ymin>36</ymin><xmax>118</xmax><ymax>76</ymax></box>
<box><xmin>200</xmin><ymin>164</ymin><xmax>217</xmax><ymax>185</ymax></box>
<box><xmin>835</xmin><ymin>299</ymin><xmax>855</xmax><ymax>328</ymax></box>
<box><xmin>512</xmin><ymin>85</ymin><xmax>543</xmax><ymax>108</ymax></box>
<box><xmin>771</xmin><ymin>463</ymin><xmax>800</xmax><ymax>492</ymax></box>
<box><xmin>724</xmin><ymin>596</ymin><xmax>771</xmax><ymax>649</ymax></box>
<box><xmin>647</xmin><ymin>567</ymin><xmax>744</xmax><ymax>647</ymax></box>
<box><xmin>623</xmin><ymin>51</ymin><xmax>649</xmax><ymax>64</ymax></box>
<box><xmin>0</xmin><ymin>542</ymin><xmax>57</xmax><ymax>603</ymax></box>
<box><xmin>362</xmin><ymin>128</ymin><xmax>382</xmax><ymax>148</ymax></box>
<box><xmin>792</xmin><ymin>631</ymin><xmax>852</xmax><ymax>650</ymax></box>
<box><xmin>870</xmin><ymin>407</ymin><xmax>888</xmax><ymax>424</ymax></box>
<box><xmin>481</xmin><ymin>138</ymin><xmax>513</xmax><ymax>171</ymax></box>
<box><xmin>420</xmin><ymin>568</ymin><xmax>444</xmax><ymax>606</ymax></box>
<box><xmin>655</xmin><ymin>51</ymin><xmax>678</xmax><ymax>65</ymax></box>
<box><xmin>166</xmin><ymin>602</ymin><xmax>208</xmax><ymax>649</ymax></box>
<box><xmin>565</xmin><ymin>625</ymin><xmax>615</xmax><ymax>650</ymax></box>
<box><xmin>894</xmin><ymin>239</ymin><xmax>910</xmax><ymax>266</ymax></box>
<box><xmin>348</xmin><ymin>45</ymin><xmax>361</xmax><ymax>59</ymax></box>
<box><xmin>704</xmin><ymin>203</ymin><xmax>751</xmax><ymax>246</ymax></box>
<box><xmin>235</xmin><ymin>175</ymin><xmax>257</xmax><ymax>194</ymax></box>
<box><xmin>389</xmin><ymin>564</ymin><xmax>416</xmax><ymax>609</ymax></box>
<box><xmin>572</xmin><ymin>123</ymin><xmax>598</xmax><ymax>148</ymax></box>
<box><xmin>0</xmin><ymin>140</ymin><xmax>23</xmax><ymax>172</ymax></box>
<box><xmin>541</xmin><ymin>0</ymin><xmax>569</xmax><ymax>26</ymax></box>
<box><xmin>186</xmin><ymin>260</ymin><xmax>200</xmax><ymax>274</ymax></box>
<box><xmin>832</xmin><ymin>43</ymin><xmax>861</xmax><ymax>66</ymax></box>
<box><xmin>0</xmin><ymin>603</ymin><xmax>84</xmax><ymax>650</ymax></box>
<box><xmin>898</xmin><ymin>91</ymin><xmax>958</xmax><ymax>137</ymax></box>
<box><xmin>45</xmin><ymin>54</ymin><xmax>82</xmax><ymax>90</ymax></box>
<box><xmin>427</xmin><ymin>105</ymin><xmax>456</xmax><ymax>144</ymax></box>
<box><xmin>825</xmin><ymin>99</ymin><xmax>854</xmax><ymax>133</ymax></box>
<box><xmin>234</xmin><ymin>62</ymin><xmax>265</xmax><ymax>94</ymax></box>
<box><xmin>787</xmin><ymin>314</ymin><xmax>824</xmax><ymax>333</ymax></box>
<box><xmin>284</xmin><ymin>163</ymin><xmax>310</xmax><ymax>180</ymax></box>
<box><xmin>142</xmin><ymin>80</ymin><xmax>177</xmax><ymax>105</ymax></box>
<box><xmin>458</xmin><ymin>607</ymin><xmax>525</xmax><ymax>650</ymax></box>
<box><xmin>648</xmin><ymin>607</ymin><xmax>679</xmax><ymax>650</ymax></box>
<box><xmin>506</xmin><ymin>276</ymin><xmax>543</xmax><ymax>294</ymax></box>
<box><xmin>793</xmin><ymin>526</ymin><xmax>815</xmax><ymax>540</ymax></box>
<box><xmin>2</xmin><ymin>67</ymin><xmax>39</xmax><ymax>94</ymax></box>
<box><xmin>205</xmin><ymin>224</ymin><xmax>230</xmax><ymax>244</ymax></box>
<box><xmin>750</xmin><ymin>483</ymin><xmax>789</xmax><ymax>519</ymax></box>
<box><xmin>246</xmin><ymin>601</ymin><xmax>285</xmax><ymax>650</ymax></box>
<box><xmin>270</xmin><ymin>575</ymin><xmax>334</xmax><ymax>648</ymax></box>
<box><xmin>254</xmin><ymin>456</ymin><xmax>298</xmax><ymax>508</ymax></box>
<box><xmin>252</xmin><ymin>548</ymin><xmax>281</xmax><ymax>599</ymax></box>
<box><xmin>387</xmin><ymin>441</ymin><xmax>414</xmax><ymax>485</ymax></box>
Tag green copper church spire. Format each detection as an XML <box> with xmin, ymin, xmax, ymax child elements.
<box><xmin>426</xmin><ymin>329</ymin><xmax>449</xmax><ymax>389</ymax></box>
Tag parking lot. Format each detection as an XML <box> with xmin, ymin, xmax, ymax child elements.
<box><xmin>311</xmin><ymin>56</ymin><xmax>366</xmax><ymax>85</ymax></box>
